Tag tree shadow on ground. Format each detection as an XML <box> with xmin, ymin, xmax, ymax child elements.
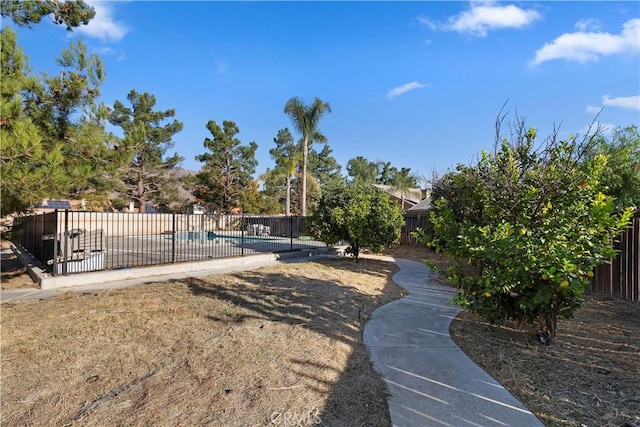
<box><xmin>183</xmin><ymin>257</ymin><xmax>403</xmax><ymax>426</ymax></box>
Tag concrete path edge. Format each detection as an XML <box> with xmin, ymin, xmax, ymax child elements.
<box><xmin>363</xmin><ymin>257</ymin><xmax>544</xmax><ymax>427</ymax></box>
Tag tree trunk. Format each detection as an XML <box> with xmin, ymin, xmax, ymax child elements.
<box><xmin>537</xmin><ymin>313</ymin><xmax>558</xmax><ymax>344</ymax></box>
<box><xmin>285</xmin><ymin>175</ymin><xmax>291</xmax><ymax>216</ymax></box>
<box><xmin>352</xmin><ymin>241</ymin><xmax>360</xmax><ymax>262</ymax></box>
<box><xmin>301</xmin><ymin>136</ymin><xmax>308</xmax><ymax>217</ymax></box>
<box><xmin>548</xmin><ymin>315</ymin><xmax>557</xmax><ymax>343</ymax></box>
<box><xmin>138</xmin><ymin>169</ymin><xmax>146</xmax><ymax>213</ymax></box>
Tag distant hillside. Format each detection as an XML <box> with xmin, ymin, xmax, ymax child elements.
<box><xmin>170</xmin><ymin>167</ymin><xmax>198</xmax><ymax>204</ymax></box>
<box><xmin>170</xmin><ymin>167</ymin><xmax>198</xmax><ymax>179</ymax></box>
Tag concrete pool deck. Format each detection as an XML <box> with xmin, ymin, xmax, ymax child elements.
<box><xmin>3</xmin><ymin>244</ymin><xmax>329</xmax><ymax>292</ymax></box>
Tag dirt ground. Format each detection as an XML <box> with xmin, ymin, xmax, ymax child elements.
<box><xmin>1</xmin><ymin>253</ymin><xmax>37</xmax><ymax>290</ymax></box>
<box><xmin>1</xmin><ymin>257</ymin><xmax>403</xmax><ymax>427</ymax></box>
<box><xmin>2</xmin><ymin>245</ymin><xmax>639</xmax><ymax>426</ymax></box>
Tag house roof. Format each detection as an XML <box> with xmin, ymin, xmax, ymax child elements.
<box><xmin>373</xmin><ymin>184</ymin><xmax>424</xmax><ymax>206</ymax></box>
<box><xmin>407</xmin><ymin>197</ymin><xmax>432</xmax><ymax>213</ymax></box>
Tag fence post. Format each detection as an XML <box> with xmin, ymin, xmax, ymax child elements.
<box><xmin>241</xmin><ymin>213</ymin><xmax>245</xmax><ymax>256</ymax></box>
<box><xmin>53</xmin><ymin>210</ymin><xmax>59</xmax><ymax>274</ymax></box>
<box><xmin>172</xmin><ymin>213</ymin><xmax>176</xmax><ymax>263</ymax></box>
<box><xmin>62</xmin><ymin>209</ymin><xmax>69</xmax><ymax>275</ymax></box>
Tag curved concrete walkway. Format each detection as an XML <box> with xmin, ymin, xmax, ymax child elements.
<box><xmin>364</xmin><ymin>258</ymin><xmax>544</xmax><ymax>427</ymax></box>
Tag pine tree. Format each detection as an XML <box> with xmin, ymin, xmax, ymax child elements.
<box><xmin>0</xmin><ymin>28</ymin><xmax>56</xmax><ymax>215</ymax></box>
<box><xmin>1</xmin><ymin>0</ymin><xmax>95</xmax><ymax>30</ymax></box>
<box><xmin>193</xmin><ymin>120</ymin><xmax>257</xmax><ymax>213</ymax></box>
<box><xmin>109</xmin><ymin>90</ymin><xmax>184</xmax><ymax>213</ymax></box>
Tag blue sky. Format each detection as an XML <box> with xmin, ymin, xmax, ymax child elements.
<box><xmin>6</xmin><ymin>1</ymin><xmax>640</xmax><ymax>181</ymax></box>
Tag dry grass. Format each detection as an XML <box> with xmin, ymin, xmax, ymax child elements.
<box><xmin>451</xmin><ymin>299</ymin><xmax>640</xmax><ymax>427</ymax></box>
<box><xmin>381</xmin><ymin>244</ymin><xmax>640</xmax><ymax>427</ymax></box>
<box><xmin>4</xmin><ymin>245</ymin><xmax>639</xmax><ymax>427</ymax></box>
<box><xmin>1</xmin><ymin>258</ymin><xmax>403</xmax><ymax>427</ymax></box>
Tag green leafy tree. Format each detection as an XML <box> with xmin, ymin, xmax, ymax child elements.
<box><xmin>346</xmin><ymin>156</ymin><xmax>378</xmax><ymax>184</ymax></box>
<box><xmin>284</xmin><ymin>96</ymin><xmax>331</xmax><ymax>216</ymax></box>
<box><xmin>1</xmin><ymin>0</ymin><xmax>95</xmax><ymax>30</ymax></box>
<box><xmin>109</xmin><ymin>90</ymin><xmax>184</xmax><ymax>213</ymax></box>
<box><xmin>2</xmin><ymin>3</ymin><xmax>122</xmax><ymax>213</ymax></box>
<box><xmin>416</xmin><ymin>117</ymin><xmax>634</xmax><ymax>343</ymax></box>
<box><xmin>260</xmin><ymin>167</ymin><xmax>287</xmax><ymax>214</ymax></box>
<box><xmin>193</xmin><ymin>119</ymin><xmax>258</xmax><ymax>213</ymax></box>
<box><xmin>376</xmin><ymin>161</ymin><xmax>396</xmax><ymax>185</ymax></box>
<box><xmin>308</xmin><ymin>144</ymin><xmax>343</xmax><ymax>187</ymax></box>
<box><xmin>267</xmin><ymin>127</ymin><xmax>299</xmax><ymax>215</ymax></box>
<box><xmin>309</xmin><ymin>182</ymin><xmax>404</xmax><ymax>261</ymax></box>
<box><xmin>587</xmin><ymin>125</ymin><xmax>640</xmax><ymax>209</ymax></box>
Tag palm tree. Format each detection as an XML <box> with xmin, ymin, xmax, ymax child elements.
<box><xmin>284</xmin><ymin>97</ymin><xmax>331</xmax><ymax>216</ymax></box>
<box><xmin>392</xmin><ymin>168</ymin><xmax>417</xmax><ymax>210</ymax></box>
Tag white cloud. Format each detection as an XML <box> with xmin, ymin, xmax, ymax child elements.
<box><xmin>386</xmin><ymin>82</ymin><xmax>428</xmax><ymax>99</ymax></box>
<box><xmin>418</xmin><ymin>1</ymin><xmax>541</xmax><ymax>37</ymax></box>
<box><xmin>602</xmin><ymin>94</ymin><xmax>640</xmax><ymax>110</ymax></box>
<box><xmin>531</xmin><ymin>18</ymin><xmax>640</xmax><ymax>66</ymax></box>
<box><xmin>416</xmin><ymin>16</ymin><xmax>438</xmax><ymax>31</ymax></box>
<box><xmin>585</xmin><ymin>105</ymin><xmax>602</xmax><ymax>114</ymax></box>
<box><xmin>575</xmin><ymin>18</ymin><xmax>602</xmax><ymax>32</ymax></box>
<box><xmin>75</xmin><ymin>1</ymin><xmax>128</xmax><ymax>42</ymax></box>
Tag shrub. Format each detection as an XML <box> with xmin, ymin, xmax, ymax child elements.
<box><xmin>309</xmin><ymin>182</ymin><xmax>404</xmax><ymax>261</ymax></box>
<box><xmin>415</xmin><ymin>118</ymin><xmax>634</xmax><ymax>343</ymax></box>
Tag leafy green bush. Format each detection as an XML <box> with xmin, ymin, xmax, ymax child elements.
<box><xmin>309</xmin><ymin>182</ymin><xmax>404</xmax><ymax>261</ymax></box>
<box><xmin>415</xmin><ymin>119</ymin><xmax>634</xmax><ymax>342</ymax></box>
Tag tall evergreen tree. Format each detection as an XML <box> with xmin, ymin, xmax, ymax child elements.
<box><xmin>268</xmin><ymin>128</ymin><xmax>298</xmax><ymax>215</ymax></box>
<box><xmin>1</xmin><ymin>2</ymin><xmax>124</xmax><ymax>214</ymax></box>
<box><xmin>376</xmin><ymin>161</ymin><xmax>395</xmax><ymax>185</ymax></box>
<box><xmin>25</xmin><ymin>38</ymin><xmax>114</xmax><ymax>198</ymax></box>
<box><xmin>109</xmin><ymin>90</ymin><xmax>184</xmax><ymax>213</ymax></box>
<box><xmin>0</xmin><ymin>27</ymin><xmax>53</xmax><ymax>215</ymax></box>
<box><xmin>1</xmin><ymin>0</ymin><xmax>95</xmax><ymax>30</ymax></box>
<box><xmin>193</xmin><ymin>119</ymin><xmax>257</xmax><ymax>213</ymax></box>
<box><xmin>284</xmin><ymin>96</ymin><xmax>331</xmax><ymax>216</ymax></box>
<box><xmin>1</xmin><ymin>26</ymin><xmax>114</xmax><ymax>214</ymax></box>
<box><xmin>346</xmin><ymin>156</ymin><xmax>378</xmax><ymax>184</ymax></box>
<box><xmin>308</xmin><ymin>144</ymin><xmax>343</xmax><ymax>187</ymax></box>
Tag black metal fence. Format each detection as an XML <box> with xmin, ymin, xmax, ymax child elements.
<box><xmin>12</xmin><ymin>211</ymin><xmax>324</xmax><ymax>276</ymax></box>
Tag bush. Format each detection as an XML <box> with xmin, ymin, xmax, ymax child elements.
<box><xmin>415</xmin><ymin>118</ymin><xmax>634</xmax><ymax>342</ymax></box>
<box><xmin>309</xmin><ymin>182</ymin><xmax>404</xmax><ymax>261</ymax></box>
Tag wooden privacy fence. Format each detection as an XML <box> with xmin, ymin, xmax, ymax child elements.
<box><xmin>400</xmin><ymin>214</ymin><xmax>429</xmax><ymax>245</ymax></box>
<box><xmin>591</xmin><ymin>211</ymin><xmax>640</xmax><ymax>304</ymax></box>
<box><xmin>402</xmin><ymin>211</ymin><xmax>639</xmax><ymax>304</ymax></box>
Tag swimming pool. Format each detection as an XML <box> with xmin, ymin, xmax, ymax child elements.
<box><xmin>172</xmin><ymin>231</ymin><xmax>273</xmax><ymax>242</ymax></box>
